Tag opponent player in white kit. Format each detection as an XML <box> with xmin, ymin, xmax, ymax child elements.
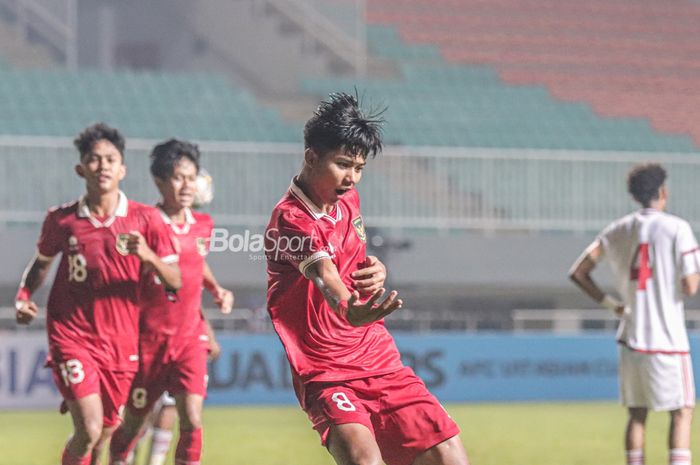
<box><xmin>570</xmin><ymin>163</ymin><xmax>700</xmax><ymax>465</ymax></box>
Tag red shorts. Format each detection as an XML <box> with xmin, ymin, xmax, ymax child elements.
<box><xmin>304</xmin><ymin>367</ymin><xmax>460</xmax><ymax>465</ymax></box>
<box><xmin>49</xmin><ymin>350</ymin><xmax>135</xmax><ymax>427</ymax></box>
<box><xmin>126</xmin><ymin>333</ymin><xmax>209</xmax><ymax>415</ymax></box>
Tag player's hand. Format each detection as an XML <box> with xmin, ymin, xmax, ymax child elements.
<box><xmin>351</xmin><ymin>256</ymin><xmax>387</xmax><ymax>296</ymax></box>
<box><xmin>16</xmin><ymin>300</ymin><xmax>38</xmax><ymax>325</ymax></box>
<box><xmin>213</xmin><ymin>286</ymin><xmax>234</xmax><ymax>314</ymax></box>
<box><xmin>344</xmin><ymin>288</ymin><xmax>402</xmax><ymax>327</ymax></box>
<box><xmin>208</xmin><ymin>338</ymin><xmax>222</xmax><ymax>361</ymax></box>
<box><xmin>126</xmin><ymin>230</ymin><xmax>155</xmax><ymax>263</ymax></box>
<box><xmin>614</xmin><ymin>305</ymin><xmax>627</xmax><ymax>317</ymax></box>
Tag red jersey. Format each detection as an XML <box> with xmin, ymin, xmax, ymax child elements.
<box><xmin>37</xmin><ymin>192</ymin><xmax>179</xmax><ymax>371</ymax></box>
<box><xmin>266</xmin><ymin>180</ymin><xmax>404</xmax><ymax>388</ymax></box>
<box><xmin>139</xmin><ymin>207</ymin><xmax>212</xmax><ymax>338</ymax></box>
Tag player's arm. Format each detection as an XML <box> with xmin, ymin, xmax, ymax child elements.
<box><xmin>203</xmin><ymin>261</ymin><xmax>233</xmax><ymax>314</ymax></box>
<box><xmin>350</xmin><ymin>255</ymin><xmax>387</xmax><ymax>296</ymax></box>
<box><xmin>15</xmin><ymin>253</ymin><xmax>54</xmax><ymax>324</ymax></box>
<box><xmin>126</xmin><ymin>231</ymin><xmax>182</xmax><ymax>291</ymax></box>
<box><xmin>305</xmin><ymin>258</ymin><xmax>402</xmax><ymax>327</ymax></box>
<box><xmin>569</xmin><ymin>241</ymin><xmax>625</xmax><ymax>316</ymax></box>
<box><xmin>682</xmin><ymin>274</ymin><xmax>700</xmax><ymax>296</ymax></box>
<box><xmin>203</xmin><ymin>316</ymin><xmax>221</xmax><ymax>361</ymax></box>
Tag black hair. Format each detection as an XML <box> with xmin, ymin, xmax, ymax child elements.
<box><xmin>304</xmin><ymin>92</ymin><xmax>385</xmax><ymax>160</ymax></box>
<box><xmin>627</xmin><ymin>163</ymin><xmax>667</xmax><ymax>207</ymax></box>
<box><xmin>150</xmin><ymin>138</ymin><xmax>201</xmax><ymax>180</ymax></box>
<box><xmin>73</xmin><ymin>122</ymin><xmax>125</xmax><ymax>160</ymax></box>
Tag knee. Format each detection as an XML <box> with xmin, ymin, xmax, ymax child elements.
<box><xmin>672</xmin><ymin>407</ymin><xmax>694</xmax><ymax>424</ymax></box>
<box><xmin>413</xmin><ymin>436</ymin><xmax>469</xmax><ymax>465</ymax></box>
<box><xmin>343</xmin><ymin>454</ymin><xmax>383</xmax><ymax>465</ymax></box>
<box><xmin>73</xmin><ymin>419</ymin><xmax>103</xmax><ymax>451</ymax></box>
<box><xmin>628</xmin><ymin>408</ymin><xmax>648</xmax><ymax>424</ymax></box>
<box><xmin>180</xmin><ymin>404</ymin><xmax>202</xmax><ymax>431</ymax></box>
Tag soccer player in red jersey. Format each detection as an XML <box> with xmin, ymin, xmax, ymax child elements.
<box><xmin>14</xmin><ymin>123</ymin><xmax>182</xmax><ymax>465</ymax></box>
<box><xmin>266</xmin><ymin>93</ymin><xmax>470</xmax><ymax>465</ymax></box>
<box><xmin>109</xmin><ymin>139</ymin><xmax>233</xmax><ymax>465</ymax></box>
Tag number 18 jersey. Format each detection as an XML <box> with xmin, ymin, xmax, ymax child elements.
<box><xmin>37</xmin><ymin>193</ymin><xmax>179</xmax><ymax>371</ymax></box>
<box><xmin>596</xmin><ymin>209</ymin><xmax>700</xmax><ymax>353</ymax></box>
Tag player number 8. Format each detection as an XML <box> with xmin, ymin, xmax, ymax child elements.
<box><xmin>331</xmin><ymin>392</ymin><xmax>356</xmax><ymax>412</ymax></box>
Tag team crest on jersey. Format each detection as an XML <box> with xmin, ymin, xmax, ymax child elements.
<box><xmin>115</xmin><ymin>233</ymin><xmax>130</xmax><ymax>256</ymax></box>
<box><xmin>352</xmin><ymin>216</ymin><xmax>366</xmax><ymax>243</ymax></box>
<box><xmin>196</xmin><ymin>237</ymin><xmax>208</xmax><ymax>256</ymax></box>
<box><xmin>68</xmin><ymin>235</ymin><xmax>79</xmax><ymax>253</ymax></box>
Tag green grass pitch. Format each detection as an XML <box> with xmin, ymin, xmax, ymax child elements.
<box><xmin>0</xmin><ymin>402</ymin><xmax>695</xmax><ymax>465</ymax></box>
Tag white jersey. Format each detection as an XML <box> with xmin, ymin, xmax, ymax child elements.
<box><xmin>596</xmin><ymin>209</ymin><xmax>700</xmax><ymax>353</ymax></box>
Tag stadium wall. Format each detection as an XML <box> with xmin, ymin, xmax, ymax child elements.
<box><xmin>3</xmin><ymin>332</ymin><xmax>698</xmax><ymax>409</ymax></box>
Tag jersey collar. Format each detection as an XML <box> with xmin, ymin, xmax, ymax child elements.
<box><xmin>158</xmin><ymin>206</ymin><xmax>196</xmax><ymax>235</ymax></box>
<box><xmin>77</xmin><ymin>191</ymin><xmax>128</xmax><ymax>228</ymax></box>
<box><xmin>289</xmin><ymin>178</ymin><xmax>342</xmax><ymax>224</ymax></box>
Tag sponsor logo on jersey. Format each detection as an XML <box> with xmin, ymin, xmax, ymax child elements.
<box><xmin>116</xmin><ymin>234</ymin><xmax>130</xmax><ymax>256</ymax></box>
<box><xmin>352</xmin><ymin>216</ymin><xmax>366</xmax><ymax>243</ymax></box>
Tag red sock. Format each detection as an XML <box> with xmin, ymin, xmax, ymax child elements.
<box><xmin>61</xmin><ymin>446</ymin><xmax>91</xmax><ymax>465</ymax></box>
<box><xmin>109</xmin><ymin>426</ymin><xmax>141</xmax><ymax>463</ymax></box>
<box><xmin>175</xmin><ymin>427</ymin><xmax>203</xmax><ymax>465</ymax></box>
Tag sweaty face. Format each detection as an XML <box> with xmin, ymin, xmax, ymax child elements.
<box><xmin>78</xmin><ymin>139</ymin><xmax>125</xmax><ymax>194</ymax></box>
<box><xmin>157</xmin><ymin>157</ymin><xmax>198</xmax><ymax>210</ymax></box>
<box><xmin>309</xmin><ymin>149</ymin><xmax>366</xmax><ymax>206</ymax></box>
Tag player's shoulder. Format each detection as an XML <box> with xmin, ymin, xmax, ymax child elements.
<box><xmin>45</xmin><ymin>199</ymin><xmax>79</xmax><ymax>221</ymax></box>
<box><xmin>602</xmin><ymin>212</ymin><xmax>636</xmax><ymax>234</ymax></box>
<box><xmin>127</xmin><ymin>201</ymin><xmax>161</xmax><ymax>219</ymax></box>
<box><xmin>191</xmin><ymin>209</ymin><xmax>213</xmax><ymax>225</ymax></box>
<box><xmin>655</xmin><ymin>211</ymin><xmax>693</xmax><ymax>236</ymax></box>
<box><xmin>271</xmin><ymin>195</ymin><xmax>316</xmax><ymax>231</ymax></box>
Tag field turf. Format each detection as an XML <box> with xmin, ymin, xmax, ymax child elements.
<box><xmin>0</xmin><ymin>402</ymin><xmax>695</xmax><ymax>465</ymax></box>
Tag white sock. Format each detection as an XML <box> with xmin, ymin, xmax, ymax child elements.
<box><xmin>627</xmin><ymin>449</ymin><xmax>644</xmax><ymax>465</ymax></box>
<box><xmin>148</xmin><ymin>427</ymin><xmax>174</xmax><ymax>465</ymax></box>
<box><xmin>670</xmin><ymin>448</ymin><xmax>691</xmax><ymax>465</ymax></box>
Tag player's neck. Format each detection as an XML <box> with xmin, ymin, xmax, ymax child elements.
<box><xmin>160</xmin><ymin>203</ymin><xmax>187</xmax><ymax>224</ymax></box>
<box><xmin>296</xmin><ymin>173</ymin><xmax>335</xmax><ymax>214</ymax></box>
<box><xmin>85</xmin><ymin>189</ymin><xmax>120</xmax><ymax>217</ymax></box>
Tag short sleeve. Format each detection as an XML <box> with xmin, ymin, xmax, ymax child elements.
<box><xmin>275</xmin><ymin>215</ymin><xmax>331</xmax><ymax>278</ymax></box>
<box><xmin>676</xmin><ymin>221</ymin><xmax>700</xmax><ymax>277</ymax></box>
<box><xmin>37</xmin><ymin>210</ymin><xmax>63</xmax><ymax>259</ymax></box>
<box><xmin>144</xmin><ymin>209</ymin><xmax>179</xmax><ymax>264</ymax></box>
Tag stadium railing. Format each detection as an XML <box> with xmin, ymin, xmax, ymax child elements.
<box><xmin>2</xmin><ymin>137</ymin><xmax>700</xmax><ymax>233</ymax></box>
<box><xmin>5</xmin><ymin>307</ymin><xmax>700</xmax><ymax>334</ymax></box>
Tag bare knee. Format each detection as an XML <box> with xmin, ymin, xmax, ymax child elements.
<box><xmin>73</xmin><ymin>418</ymin><xmax>103</xmax><ymax>452</ymax></box>
<box><xmin>177</xmin><ymin>395</ymin><xmax>203</xmax><ymax>431</ymax></box>
<box><xmin>628</xmin><ymin>408</ymin><xmax>648</xmax><ymax>425</ymax></box>
<box><xmin>412</xmin><ymin>436</ymin><xmax>469</xmax><ymax>465</ymax></box>
<box><xmin>327</xmin><ymin>424</ymin><xmax>383</xmax><ymax>465</ymax></box>
<box><xmin>671</xmin><ymin>407</ymin><xmax>693</xmax><ymax>424</ymax></box>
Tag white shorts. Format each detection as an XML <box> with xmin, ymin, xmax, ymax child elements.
<box><xmin>619</xmin><ymin>345</ymin><xmax>695</xmax><ymax>411</ymax></box>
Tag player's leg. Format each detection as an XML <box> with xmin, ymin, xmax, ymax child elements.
<box><xmin>108</xmin><ymin>370</ymin><xmax>155</xmax><ymax>465</ymax></box>
<box><xmin>147</xmin><ymin>393</ymin><xmax>178</xmax><ymax>465</ymax></box>
<box><xmin>370</xmin><ymin>368</ymin><xmax>465</xmax><ymax>465</ymax></box>
<box><xmin>411</xmin><ymin>436</ymin><xmax>469</xmax><ymax>465</ymax></box>
<box><xmin>173</xmin><ymin>393</ymin><xmax>204</xmax><ymax>465</ymax></box>
<box><xmin>327</xmin><ymin>423</ymin><xmax>383</xmax><ymax>465</ymax></box>
<box><xmin>668</xmin><ymin>407</ymin><xmax>693</xmax><ymax>465</ymax></box>
<box><xmin>109</xmin><ymin>408</ymin><xmax>150</xmax><ymax>465</ymax></box>
<box><xmin>63</xmin><ymin>394</ymin><xmax>104</xmax><ymax>465</ymax></box>
<box><xmin>170</xmin><ymin>336</ymin><xmax>210</xmax><ymax>465</ymax></box>
<box><xmin>626</xmin><ymin>407</ymin><xmax>647</xmax><ymax>465</ymax></box>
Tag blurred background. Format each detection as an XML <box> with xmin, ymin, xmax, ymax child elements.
<box><xmin>2</xmin><ymin>0</ymin><xmax>700</xmax><ymax>441</ymax></box>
